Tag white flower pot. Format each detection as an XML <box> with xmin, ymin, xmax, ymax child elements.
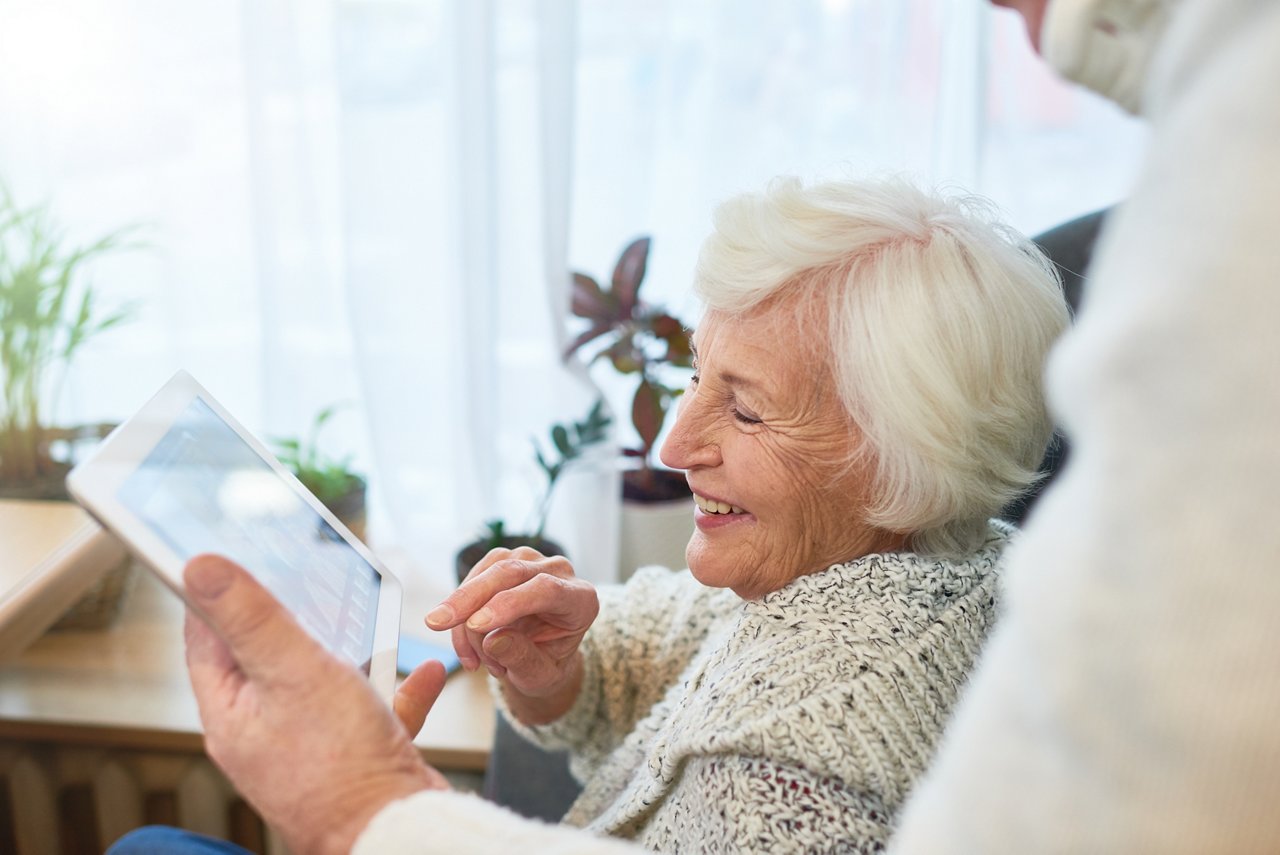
<box><xmin>618</xmin><ymin>497</ymin><xmax>695</xmax><ymax>580</ymax></box>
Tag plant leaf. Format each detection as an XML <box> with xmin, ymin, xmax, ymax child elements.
<box><xmin>533</xmin><ymin>443</ymin><xmax>552</xmax><ymax>476</ymax></box>
<box><xmin>563</xmin><ymin>321</ymin><xmax>615</xmax><ymax>361</ymax></box>
<box><xmin>314</xmin><ymin>404</ymin><xmax>338</xmax><ymax>429</ymax></box>
<box><xmin>611</xmin><ymin>236</ymin><xmax>650</xmax><ymax>316</ymax></box>
<box><xmin>631</xmin><ymin>378</ymin><xmax>664</xmax><ymax>458</ymax></box>
<box><xmin>570</xmin><ymin>272</ymin><xmax>616</xmax><ymax>321</ymax></box>
<box><xmin>550</xmin><ymin>423</ymin><xmax>572</xmax><ymax>458</ymax></box>
<box><xmin>606</xmin><ymin>335</ymin><xmax>643</xmax><ymax>374</ymax></box>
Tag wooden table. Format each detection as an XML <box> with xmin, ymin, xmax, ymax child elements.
<box><xmin>0</xmin><ymin>566</ymin><xmax>494</xmax><ymax>854</ymax></box>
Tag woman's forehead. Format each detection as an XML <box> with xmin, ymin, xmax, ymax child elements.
<box><xmin>695</xmin><ymin>291</ymin><xmax>823</xmax><ymax>354</ymax></box>
<box><xmin>694</xmin><ymin>304</ymin><xmax>828</xmax><ymax>388</ymax></box>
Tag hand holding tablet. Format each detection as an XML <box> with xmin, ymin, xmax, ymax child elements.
<box><xmin>66</xmin><ymin>370</ymin><xmax>404</xmax><ymax>702</ymax></box>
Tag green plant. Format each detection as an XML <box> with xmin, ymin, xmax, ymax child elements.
<box><xmin>271</xmin><ymin>403</ymin><xmax>365</xmax><ymax>505</ymax></box>
<box><xmin>530</xmin><ymin>397</ymin><xmax>611</xmax><ymax>538</ymax></box>
<box><xmin>479</xmin><ymin>397</ymin><xmax>611</xmax><ymax>549</ymax></box>
<box><xmin>566</xmin><ymin>236</ymin><xmax>693</xmax><ymax>498</ymax></box>
<box><xmin>0</xmin><ymin>184</ymin><xmax>137</xmax><ymax>485</ymax></box>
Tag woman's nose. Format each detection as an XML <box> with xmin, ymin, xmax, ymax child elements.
<box><xmin>660</xmin><ymin>391</ymin><xmax>720</xmax><ymax>470</ymax></box>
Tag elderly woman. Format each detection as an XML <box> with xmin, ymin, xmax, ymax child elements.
<box><xmin>421</xmin><ymin>176</ymin><xmax>1070</xmax><ymax>853</ymax></box>
<box><xmin>110</xmin><ymin>175</ymin><xmax>1066</xmax><ymax>855</ymax></box>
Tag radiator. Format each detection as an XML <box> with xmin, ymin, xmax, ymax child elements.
<box><xmin>0</xmin><ymin>738</ymin><xmax>281</xmax><ymax>855</ymax></box>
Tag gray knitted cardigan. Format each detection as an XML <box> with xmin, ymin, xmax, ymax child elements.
<box><xmin>499</xmin><ymin>521</ymin><xmax>1012</xmax><ymax>854</ymax></box>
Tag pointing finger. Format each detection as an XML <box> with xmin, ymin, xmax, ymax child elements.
<box><xmin>426</xmin><ymin>553</ymin><xmax>575</xmax><ymax>630</ymax></box>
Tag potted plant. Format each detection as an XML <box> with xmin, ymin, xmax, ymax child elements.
<box><xmin>455</xmin><ymin>399</ymin><xmax>610</xmax><ymax>583</ymax></box>
<box><xmin>0</xmin><ymin>184</ymin><xmax>137</xmax><ymax>500</ymax></box>
<box><xmin>271</xmin><ymin>403</ymin><xmax>370</xmax><ymax>542</ymax></box>
<box><xmin>566</xmin><ymin>236</ymin><xmax>696</xmax><ymax>575</ymax></box>
<box><xmin>0</xmin><ymin>184</ymin><xmax>142</xmax><ymax>631</ymax></box>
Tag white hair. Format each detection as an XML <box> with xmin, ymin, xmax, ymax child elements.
<box><xmin>694</xmin><ymin>176</ymin><xmax>1070</xmax><ymax>557</ymax></box>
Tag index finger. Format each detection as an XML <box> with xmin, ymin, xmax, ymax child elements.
<box><xmin>425</xmin><ymin>551</ymin><xmax>573</xmax><ymax>630</ymax></box>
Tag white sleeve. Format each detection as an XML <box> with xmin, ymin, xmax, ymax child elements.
<box><xmin>352</xmin><ymin>791</ymin><xmax>646</xmax><ymax>854</ymax></box>
<box><xmin>892</xmin><ymin>0</ymin><xmax>1280</xmax><ymax>851</ymax></box>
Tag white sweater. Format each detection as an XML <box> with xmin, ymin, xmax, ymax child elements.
<box><xmin>891</xmin><ymin>0</ymin><xmax>1280</xmax><ymax>851</ymax></box>
<box><xmin>512</xmin><ymin>524</ymin><xmax>1007</xmax><ymax>852</ymax></box>
<box><xmin>356</xmin><ymin>524</ymin><xmax>1010</xmax><ymax>854</ymax></box>
<box><xmin>356</xmin><ymin>0</ymin><xmax>1280</xmax><ymax>850</ymax></box>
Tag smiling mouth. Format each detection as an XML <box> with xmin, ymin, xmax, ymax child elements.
<box><xmin>693</xmin><ymin>494</ymin><xmax>747</xmax><ymax>515</ymax></box>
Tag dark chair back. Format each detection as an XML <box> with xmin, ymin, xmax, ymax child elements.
<box><xmin>1000</xmin><ymin>208</ymin><xmax>1109</xmax><ymax>525</ymax></box>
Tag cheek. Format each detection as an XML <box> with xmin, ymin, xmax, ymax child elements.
<box><xmin>750</xmin><ymin>431</ymin><xmax>863</xmax><ymax>530</ymax></box>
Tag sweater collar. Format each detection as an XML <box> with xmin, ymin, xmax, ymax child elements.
<box><xmin>749</xmin><ymin>519</ymin><xmax>1014</xmax><ymax>614</ymax></box>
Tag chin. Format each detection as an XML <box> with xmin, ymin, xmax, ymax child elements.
<box><xmin>685</xmin><ymin>538</ymin><xmax>731</xmax><ymax>590</ymax></box>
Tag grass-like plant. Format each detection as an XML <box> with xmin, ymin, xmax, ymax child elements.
<box><xmin>0</xmin><ymin>184</ymin><xmax>136</xmax><ymax>486</ymax></box>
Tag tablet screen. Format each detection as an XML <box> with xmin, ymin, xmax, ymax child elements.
<box><xmin>116</xmin><ymin>397</ymin><xmax>380</xmax><ymax>672</ymax></box>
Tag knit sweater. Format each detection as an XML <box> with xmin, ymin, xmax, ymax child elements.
<box><xmin>355</xmin><ymin>524</ymin><xmax>1010</xmax><ymax>854</ymax></box>
<box><xmin>505</xmin><ymin>521</ymin><xmax>1010</xmax><ymax>853</ymax></box>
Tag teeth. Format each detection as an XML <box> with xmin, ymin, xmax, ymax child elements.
<box><xmin>695</xmin><ymin>495</ymin><xmax>745</xmax><ymax>515</ymax></box>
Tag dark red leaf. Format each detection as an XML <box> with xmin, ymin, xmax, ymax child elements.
<box><xmin>612</xmin><ymin>236</ymin><xmax>650</xmax><ymax>316</ymax></box>
<box><xmin>631</xmin><ymin>378</ymin><xmax>664</xmax><ymax>455</ymax></box>
<box><xmin>663</xmin><ymin>330</ymin><xmax>694</xmax><ymax>364</ymax></box>
<box><xmin>605</xmin><ymin>335</ymin><xmax>643</xmax><ymax>374</ymax></box>
<box><xmin>570</xmin><ymin>272</ymin><xmax>616</xmax><ymax>321</ymax></box>
<box><xmin>649</xmin><ymin>312</ymin><xmax>682</xmax><ymax>338</ymax></box>
<box><xmin>563</xmin><ymin>322</ymin><xmax>614</xmax><ymax>361</ymax></box>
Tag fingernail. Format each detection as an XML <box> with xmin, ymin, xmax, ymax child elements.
<box><xmin>488</xmin><ymin>635</ymin><xmax>512</xmax><ymax>657</ymax></box>
<box><xmin>467</xmin><ymin>608</ymin><xmax>494</xmax><ymax>630</ymax></box>
<box><xmin>187</xmin><ymin>558</ymin><xmax>233</xmax><ymax>600</ymax></box>
<box><xmin>425</xmin><ymin>605</ymin><xmax>453</xmax><ymax>627</ymax></box>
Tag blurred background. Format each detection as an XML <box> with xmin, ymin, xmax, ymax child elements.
<box><xmin>0</xmin><ymin>0</ymin><xmax>1144</xmax><ymax>593</ymax></box>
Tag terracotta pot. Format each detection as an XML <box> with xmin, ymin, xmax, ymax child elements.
<box><xmin>0</xmin><ymin>422</ymin><xmax>115</xmax><ymax>502</ymax></box>
<box><xmin>455</xmin><ymin>536</ymin><xmax>566</xmax><ymax>586</ymax></box>
<box><xmin>324</xmin><ymin>478</ymin><xmax>368</xmax><ymax>542</ymax></box>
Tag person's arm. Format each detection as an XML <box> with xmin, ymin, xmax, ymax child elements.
<box><xmin>494</xmin><ymin>566</ymin><xmax>736</xmax><ymax>778</ymax></box>
<box><xmin>352</xmin><ymin>790</ymin><xmax>646</xmax><ymax>854</ymax></box>
<box><xmin>183</xmin><ymin>554</ymin><xmax>651</xmax><ymax>854</ymax></box>
<box><xmin>892</xmin><ymin>0</ymin><xmax>1280</xmax><ymax>850</ymax></box>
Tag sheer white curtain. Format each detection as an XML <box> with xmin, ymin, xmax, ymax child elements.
<box><xmin>0</xmin><ymin>0</ymin><xmax>1143</xmax><ymax>595</ymax></box>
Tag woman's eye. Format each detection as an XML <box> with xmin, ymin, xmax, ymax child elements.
<box><xmin>732</xmin><ymin>408</ymin><xmax>762</xmax><ymax>425</ymax></box>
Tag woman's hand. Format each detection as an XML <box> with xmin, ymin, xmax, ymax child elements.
<box><xmin>426</xmin><ymin>547</ymin><xmax>598</xmax><ymax>724</ymax></box>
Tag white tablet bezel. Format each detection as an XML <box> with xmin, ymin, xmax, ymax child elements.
<box><xmin>66</xmin><ymin>370</ymin><xmax>402</xmax><ymax>703</ymax></box>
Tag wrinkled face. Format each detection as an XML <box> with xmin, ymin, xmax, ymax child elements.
<box><xmin>659</xmin><ymin>297</ymin><xmax>904</xmax><ymax>600</ymax></box>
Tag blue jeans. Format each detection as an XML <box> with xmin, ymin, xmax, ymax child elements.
<box><xmin>107</xmin><ymin>826</ymin><xmax>255</xmax><ymax>854</ymax></box>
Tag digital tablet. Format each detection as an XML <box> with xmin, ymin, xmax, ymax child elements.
<box><xmin>66</xmin><ymin>370</ymin><xmax>402</xmax><ymax>702</ymax></box>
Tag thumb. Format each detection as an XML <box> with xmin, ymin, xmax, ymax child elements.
<box><xmin>393</xmin><ymin>659</ymin><xmax>448</xmax><ymax>738</ymax></box>
<box><xmin>184</xmin><ymin>554</ymin><xmax>317</xmax><ymax>685</ymax></box>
